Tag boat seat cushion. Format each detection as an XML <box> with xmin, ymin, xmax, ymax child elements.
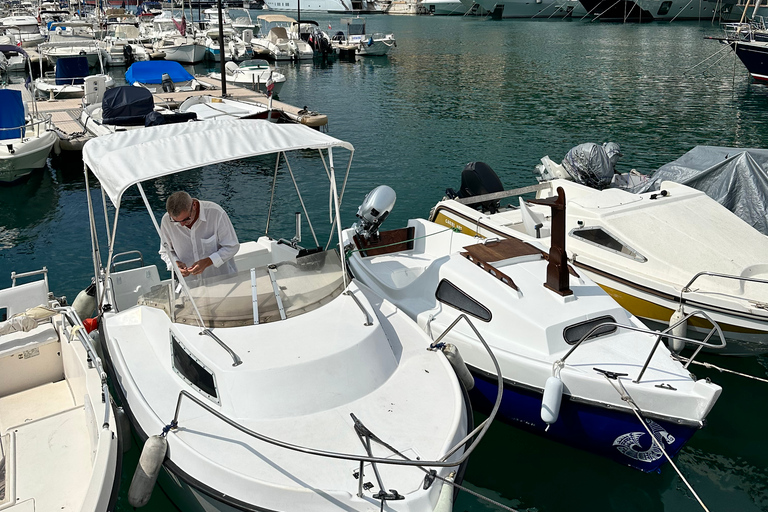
<box><xmin>0</xmin><ymin>89</ymin><xmax>24</xmax><ymax>140</ymax></box>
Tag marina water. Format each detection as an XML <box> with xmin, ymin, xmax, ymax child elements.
<box><xmin>3</xmin><ymin>14</ymin><xmax>768</xmax><ymax>512</ymax></box>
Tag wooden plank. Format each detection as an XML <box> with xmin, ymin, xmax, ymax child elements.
<box><xmin>462</xmin><ymin>238</ymin><xmax>543</xmax><ymax>262</ymax></box>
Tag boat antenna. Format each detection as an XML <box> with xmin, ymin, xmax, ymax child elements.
<box><xmin>217</xmin><ymin>0</ymin><xmax>226</xmax><ymax>96</ymax></box>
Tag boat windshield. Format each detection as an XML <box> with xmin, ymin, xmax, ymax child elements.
<box><xmin>241</xmin><ymin>59</ymin><xmax>269</xmax><ymax>68</ymax></box>
<box><xmin>137</xmin><ymin>250</ymin><xmax>345</xmax><ymax>328</ymax></box>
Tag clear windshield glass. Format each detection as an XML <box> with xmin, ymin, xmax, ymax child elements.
<box><xmin>137</xmin><ymin>250</ymin><xmax>345</xmax><ymax>328</ymax></box>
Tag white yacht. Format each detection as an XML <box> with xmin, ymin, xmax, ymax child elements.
<box><xmin>331</xmin><ymin>17</ymin><xmax>395</xmax><ymax>57</ymax></box>
<box><xmin>251</xmin><ymin>14</ymin><xmax>313</xmax><ymax>61</ymax></box>
<box><xmin>474</xmin><ymin>0</ymin><xmax>587</xmax><ymax>18</ymax></box>
<box><xmin>40</xmin><ymin>21</ymin><xmax>103</xmax><ymax>68</ymax></box>
<box><xmin>422</xmin><ymin>0</ymin><xmax>473</xmax><ymax>15</ymax></box>
<box><xmin>0</xmin><ymin>268</ymin><xmax>121</xmax><ymax>511</ymax></box>
<box><xmin>150</xmin><ymin>17</ymin><xmax>206</xmax><ymax>64</ymax></box>
<box><xmin>203</xmin><ymin>26</ymin><xmax>251</xmax><ymax>62</ymax></box>
<box><xmin>579</xmin><ymin>0</ymin><xmax>735</xmax><ymax>20</ymax></box>
<box><xmin>80</xmin><ymin>120</ymin><xmax>483</xmax><ymax>512</ymax></box>
<box><xmin>208</xmin><ymin>59</ymin><xmax>286</xmax><ymax>96</ymax></box>
<box><xmin>262</xmin><ymin>0</ymin><xmax>384</xmax><ymax>12</ymax></box>
<box><xmin>102</xmin><ymin>22</ymin><xmax>150</xmax><ymax>67</ymax></box>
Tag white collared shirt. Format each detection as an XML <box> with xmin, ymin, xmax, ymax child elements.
<box><xmin>159</xmin><ymin>200</ymin><xmax>240</xmax><ymax>279</ymax></box>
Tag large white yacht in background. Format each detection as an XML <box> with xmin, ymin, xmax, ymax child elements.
<box><xmin>263</xmin><ymin>0</ymin><xmax>384</xmax><ymax>12</ymax></box>
<box><xmin>578</xmin><ymin>0</ymin><xmax>736</xmax><ymax>21</ymax></box>
<box><xmin>474</xmin><ymin>0</ymin><xmax>586</xmax><ymax>17</ymax></box>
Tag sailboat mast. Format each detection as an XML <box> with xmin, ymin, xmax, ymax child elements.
<box><xmin>217</xmin><ymin>0</ymin><xmax>226</xmax><ymax>95</ymax></box>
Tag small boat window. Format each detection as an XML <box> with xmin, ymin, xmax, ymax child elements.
<box><xmin>563</xmin><ymin>316</ymin><xmax>617</xmax><ymax>345</ymax></box>
<box><xmin>171</xmin><ymin>333</ymin><xmax>219</xmax><ymax>403</ymax></box>
<box><xmin>657</xmin><ymin>1</ymin><xmax>672</xmax><ymax>14</ymax></box>
<box><xmin>435</xmin><ymin>279</ymin><xmax>491</xmax><ymax>322</ymax></box>
<box><xmin>570</xmin><ymin>226</ymin><xmax>647</xmax><ymax>262</ymax></box>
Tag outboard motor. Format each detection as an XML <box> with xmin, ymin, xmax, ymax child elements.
<box><xmin>445</xmin><ymin>161</ymin><xmax>504</xmax><ymax>213</ymax></box>
<box><xmin>161</xmin><ymin>72</ymin><xmax>174</xmax><ymax>93</ymax></box>
<box><xmin>354</xmin><ymin>185</ymin><xmax>396</xmax><ymax>242</ymax></box>
<box><xmin>123</xmin><ymin>44</ymin><xmax>134</xmax><ymax>66</ymax></box>
<box><xmin>603</xmin><ymin>141</ymin><xmax>623</xmax><ymax>173</ymax></box>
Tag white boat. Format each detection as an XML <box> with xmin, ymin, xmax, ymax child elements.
<box><xmin>343</xmin><ymin>184</ymin><xmax>723</xmax><ymax>472</ymax></box>
<box><xmin>262</xmin><ymin>0</ymin><xmax>384</xmax><ymax>12</ymax></box>
<box><xmin>474</xmin><ymin>0</ymin><xmax>587</xmax><ymax>18</ymax></box>
<box><xmin>125</xmin><ymin>60</ymin><xmax>213</xmax><ymax>93</ymax></box>
<box><xmin>0</xmin><ymin>15</ymin><xmax>44</xmax><ymax>48</ymax></box>
<box><xmin>33</xmin><ymin>54</ymin><xmax>115</xmax><ymax>100</ymax></box>
<box><xmin>102</xmin><ymin>22</ymin><xmax>150</xmax><ymax>67</ymax></box>
<box><xmin>40</xmin><ymin>22</ymin><xmax>103</xmax><ymax>68</ymax></box>
<box><xmin>0</xmin><ymin>39</ymin><xmax>27</xmax><ymax>72</ymax></box>
<box><xmin>251</xmin><ymin>14</ymin><xmax>314</xmax><ymax>61</ymax></box>
<box><xmin>202</xmin><ymin>26</ymin><xmax>251</xmax><ymax>62</ymax></box>
<box><xmin>422</xmin><ymin>0</ymin><xmax>473</xmax><ymax>15</ymax></box>
<box><xmin>432</xmin><ymin>161</ymin><xmax>768</xmax><ymax>355</ymax></box>
<box><xmin>150</xmin><ymin>17</ymin><xmax>207</xmax><ymax>64</ymax></box>
<box><xmin>81</xmin><ymin>120</ymin><xmax>483</xmax><ymax>511</ymax></box>
<box><xmin>0</xmin><ymin>268</ymin><xmax>121</xmax><ymax>511</ymax></box>
<box><xmin>178</xmin><ymin>94</ymin><xmax>283</xmax><ymax>121</ymax></box>
<box><xmin>331</xmin><ymin>17</ymin><xmax>395</xmax><ymax>57</ymax></box>
<box><xmin>208</xmin><ymin>59</ymin><xmax>286</xmax><ymax>95</ymax></box>
<box><xmin>579</xmin><ymin>0</ymin><xmax>734</xmax><ymax>20</ymax></box>
<box><xmin>80</xmin><ymin>85</ymin><xmax>197</xmax><ymax>138</ymax></box>
<box><xmin>0</xmin><ymin>81</ymin><xmax>57</xmax><ymax>183</ymax></box>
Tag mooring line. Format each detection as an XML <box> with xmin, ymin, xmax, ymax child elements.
<box><xmin>674</xmin><ymin>355</ymin><xmax>768</xmax><ymax>384</ymax></box>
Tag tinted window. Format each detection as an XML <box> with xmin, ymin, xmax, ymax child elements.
<box><xmin>171</xmin><ymin>334</ymin><xmax>218</xmax><ymax>400</ymax></box>
<box><xmin>657</xmin><ymin>1</ymin><xmax>672</xmax><ymax>14</ymax></box>
<box><xmin>563</xmin><ymin>316</ymin><xmax>617</xmax><ymax>345</ymax></box>
<box><xmin>570</xmin><ymin>227</ymin><xmax>646</xmax><ymax>262</ymax></box>
<box><xmin>436</xmin><ymin>279</ymin><xmax>491</xmax><ymax>322</ymax></box>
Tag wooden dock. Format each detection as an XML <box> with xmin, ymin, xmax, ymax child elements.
<box><xmin>34</xmin><ymin>76</ymin><xmax>329</xmax><ymax>151</ymax></box>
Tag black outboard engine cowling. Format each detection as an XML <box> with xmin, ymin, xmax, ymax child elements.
<box><xmin>446</xmin><ymin>161</ymin><xmax>504</xmax><ymax>213</ymax></box>
<box><xmin>123</xmin><ymin>44</ymin><xmax>134</xmax><ymax>66</ymax></box>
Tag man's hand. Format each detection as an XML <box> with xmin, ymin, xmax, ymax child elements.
<box><xmin>188</xmin><ymin>257</ymin><xmax>213</xmax><ymax>276</ymax></box>
<box><xmin>176</xmin><ymin>261</ymin><xmax>191</xmax><ymax>277</ymax></box>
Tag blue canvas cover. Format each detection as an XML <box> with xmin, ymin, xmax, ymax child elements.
<box><xmin>55</xmin><ymin>56</ymin><xmax>89</xmax><ymax>85</ymax></box>
<box><xmin>101</xmin><ymin>86</ymin><xmax>154</xmax><ymax>126</ymax></box>
<box><xmin>0</xmin><ymin>89</ymin><xmax>25</xmax><ymax>140</ymax></box>
<box><xmin>125</xmin><ymin>61</ymin><xmax>194</xmax><ymax>84</ymax></box>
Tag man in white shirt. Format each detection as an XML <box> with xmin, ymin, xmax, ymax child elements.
<box><xmin>159</xmin><ymin>191</ymin><xmax>240</xmax><ymax>279</ymax></box>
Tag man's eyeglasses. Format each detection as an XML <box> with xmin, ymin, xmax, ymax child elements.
<box><xmin>171</xmin><ymin>202</ymin><xmax>196</xmax><ymax>223</ymax></box>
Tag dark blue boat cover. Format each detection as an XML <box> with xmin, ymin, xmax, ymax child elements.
<box><xmin>0</xmin><ymin>89</ymin><xmax>25</xmax><ymax>140</ymax></box>
<box><xmin>124</xmin><ymin>61</ymin><xmax>194</xmax><ymax>84</ymax></box>
<box><xmin>101</xmin><ymin>86</ymin><xmax>154</xmax><ymax>126</ymax></box>
<box><xmin>55</xmin><ymin>56</ymin><xmax>89</xmax><ymax>85</ymax></box>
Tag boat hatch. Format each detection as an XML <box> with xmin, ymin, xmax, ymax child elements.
<box><xmin>138</xmin><ymin>251</ymin><xmax>345</xmax><ymax>328</ymax></box>
<box><xmin>171</xmin><ymin>332</ymin><xmax>219</xmax><ymax>403</ymax></box>
<box><xmin>562</xmin><ymin>315</ymin><xmax>616</xmax><ymax>345</ymax></box>
<box><xmin>569</xmin><ymin>226</ymin><xmax>647</xmax><ymax>262</ymax></box>
<box><xmin>435</xmin><ymin>279</ymin><xmax>492</xmax><ymax>322</ymax></box>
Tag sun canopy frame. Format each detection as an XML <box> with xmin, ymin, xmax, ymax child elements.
<box><xmin>82</xmin><ymin>119</ymin><xmax>354</xmax><ymax>208</ymax></box>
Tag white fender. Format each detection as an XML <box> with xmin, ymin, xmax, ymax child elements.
<box><xmin>668</xmin><ymin>306</ymin><xmax>687</xmax><ymax>353</ymax></box>
<box><xmin>128</xmin><ymin>434</ymin><xmax>167</xmax><ymax>507</ymax></box>
<box><xmin>441</xmin><ymin>343</ymin><xmax>475</xmax><ymax>391</ymax></box>
<box><xmin>541</xmin><ymin>376</ymin><xmax>563</xmax><ymax>425</ymax></box>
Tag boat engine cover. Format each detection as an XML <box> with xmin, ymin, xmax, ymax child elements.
<box><xmin>448</xmin><ymin>161</ymin><xmax>503</xmax><ymax>213</ymax></box>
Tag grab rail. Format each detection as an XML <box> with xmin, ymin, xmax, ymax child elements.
<box><xmin>680</xmin><ymin>270</ymin><xmax>768</xmax><ymax>304</ymax></box>
<box><xmin>58</xmin><ymin>306</ymin><xmax>112</xmax><ymax>429</ymax></box>
<box><xmin>110</xmin><ymin>250</ymin><xmax>145</xmax><ymax>273</ymax></box>
<box><xmin>558</xmin><ymin>310</ymin><xmax>726</xmax><ymax>384</ymax></box>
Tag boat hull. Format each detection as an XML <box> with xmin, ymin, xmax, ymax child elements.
<box><xmin>469</xmin><ymin>368</ymin><xmax>699</xmax><ymax>473</ymax></box>
<box><xmin>162</xmin><ymin>43</ymin><xmax>207</xmax><ymax>64</ymax></box>
<box><xmin>0</xmin><ymin>130</ymin><xmax>57</xmax><ymax>182</ymax></box>
<box><xmin>731</xmin><ymin>41</ymin><xmax>768</xmax><ymax>82</ymax></box>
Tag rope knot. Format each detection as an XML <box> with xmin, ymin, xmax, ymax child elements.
<box><xmin>161</xmin><ymin>420</ymin><xmax>178</xmax><ymax>437</ymax></box>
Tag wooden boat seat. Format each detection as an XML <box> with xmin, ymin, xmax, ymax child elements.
<box><xmin>462</xmin><ymin>237</ymin><xmax>543</xmax><ymax>263</ymax></box>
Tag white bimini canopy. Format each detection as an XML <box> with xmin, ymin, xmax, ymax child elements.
<box><xmin>82</xmin><ymin>120</ymin><xmax>354</xmax><ymax>207</ymax></box>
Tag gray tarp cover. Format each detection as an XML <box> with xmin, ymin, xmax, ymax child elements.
<box><xmin>635</xmin><ymin>146</ymin><xmax>768</xmax><ymax>235</ymax></box>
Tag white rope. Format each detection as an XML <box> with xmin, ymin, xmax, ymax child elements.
<box><xmin>677</xmin><ymin>357</ymin><xmax>768</xmax><ymax>384</ymax></box>
<box><xmin>607</xmin><ymin>377</ymin><xmax>710</xmax><ymax>512</ymax></box>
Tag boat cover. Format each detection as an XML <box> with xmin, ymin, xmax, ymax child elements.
<box><xmin>0</xmin><ymin>89</ymin><xmax>24</xmax><ymax>140</ymax></box>
<box><xmin>55</xmin><ymin>56</ymin><xmax>89</xmax><ymax>85</ymax></box>
<box><xmin>125</xmin><ymin>60</ymin><xmax>194</xmax><ymax>84</ymax></box>
<box><xmin>634</xmin><ymin>146</ymin><xmax>768</xmax><ymax>235</ymax></box>
<box><xmin>101</xmin><ymin>86</ymin><xmax>154</xmax><ymax>126</ymax></box>
<box><xmin>82</xmin><ymin>120</ymin><xmax>354</xmax><ymax>207</ymax></box>
<box><xmin>561</xmin><ymin>142</ymin><xmax>616</xmax><ymax>190</ymax></box>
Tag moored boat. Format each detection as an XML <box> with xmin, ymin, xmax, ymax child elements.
<box><xmin>81</xmin><ymin>120</ymin><xmax>489</xmax><ymax>511</ymax></box>
<box><xmin>344</xmin><ymin>184</ymin><xmax>723</xmax><ymax>472</ymax></box>
<box><xmin>0</xmin><ymin>267</ymin><xmax>121</xmax><ymax>511</ymax></box>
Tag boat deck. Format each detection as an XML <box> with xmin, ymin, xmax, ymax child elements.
<box><xmin>35</xmin><ymin>76</ymin><xmax>329</xmax><ymax>150</ymax></box>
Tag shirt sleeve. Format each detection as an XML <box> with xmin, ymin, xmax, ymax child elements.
<box><xmin>158</xmin><ymin>214</ymin><xmax>178</xmax><ymax>271</ymax></box>
<box><xmin>208</xmin><ymin>210</ymin><xmax>240</xmax><ymax>268</ymax></box>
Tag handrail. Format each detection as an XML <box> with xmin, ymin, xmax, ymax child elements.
<box><xmin>557</xmin><ymin>311</ymin><xmax>726</xmax><ymax>385</ymax></box>
<box><xmin>166</xmin><ymin>313</ymin><xmax>504</xmax><ymax>470</ymax></box>
<box><xmin>110</xmin><ymin>250</ymin><xmax>145</xmax><ymax>272</ymax></box>
<box><xmin>57</xmin><ymin>306</ymin><xmax>112</xmax><ymax>429</ymax></box>
<box><xmin>200</xmin><ymin>328</ymin><xmax>242</xmax><ymax>367</ymax></box>
<box><xmin>0</xmin><ymin>114</ymin><xmax>52</xmax><ymax>134</ymax></box>
<box><xmin>343</xmin><ymin>289</ymin><xmax>372</xmax><ymax>326</ymax></box>
<box><xmin>680</xmin><ymin>270</ymin><xmax>768</xmax><ymax>303</ymax></box>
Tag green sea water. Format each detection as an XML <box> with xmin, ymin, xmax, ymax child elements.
<box><xmin>2</xmin><ymin>13</ymin><xmax>768</xmax><ymax>512</ymax></box>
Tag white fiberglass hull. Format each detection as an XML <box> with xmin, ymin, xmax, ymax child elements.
<box><xmin>0</xmin><ymin>130</ymin><xmax>57</xmax><ymax>182</ymax></box>
<box><xmin>161</xmin><ymin>42</ymin><xmax>207</xmax><ymax>64</ymax></box>
<box><xmin>475</xmin><ymin>0</ymin><xmax>587</xmax><ymax>17</ymax></box>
